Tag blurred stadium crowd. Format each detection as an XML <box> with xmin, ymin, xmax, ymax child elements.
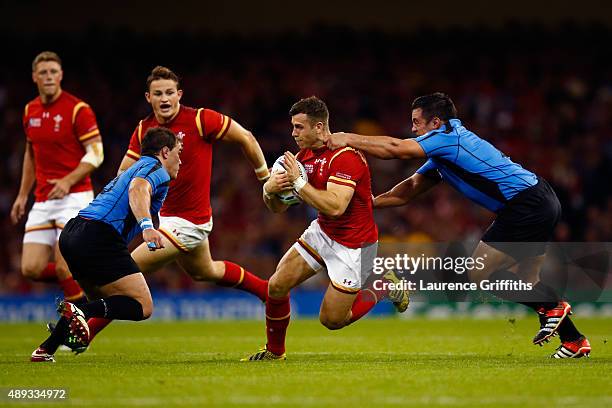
<box><xmin>1</xmin><ymin>23</ymin><xmax>611</xmax><ymax>294</ymax></box>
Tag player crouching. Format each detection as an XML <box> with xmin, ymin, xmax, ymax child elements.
<box><xmin>31</xmin><ymin>127</ymin><xmax>181</xmax><ymax>362</ymax></box>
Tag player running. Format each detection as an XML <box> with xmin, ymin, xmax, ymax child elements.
<box><xmin>11</xmin><ymin>51</ymin><xmax>104</xmax><ymax>304</ymax></box>
<box><xmin>76</xmin><ymin>66</ymin><xmax>270</xmax><ymax>344</ymax></box>
<box><xmin>243</xmin><ymin>96</ymin><xmax>409</xmax><ymax>361</ymax></box>
<box><xmin>31</xmin><ymin>127</ymin><xmax>181</xmax><ymax>362</ymax></box>
<box><xmin>328</xmin><ymin>92</ymin><xmax>590</xmax><ymax>359</ymax></box>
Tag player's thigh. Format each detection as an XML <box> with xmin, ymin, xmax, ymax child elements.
<box><xmin>98</xmin><ymin>273</ymin><xmax>152</xmax><ymax>310</ymax></box>
<box><xmin>469</xmin><ymin>240</ymin><xmax>517</xmax><ymax>282</ymax></box>
<box><xmin>21</xmin><ymin>243</ymin><xmax>53</xmax><ymax>278</ymax></box>
<box><xmin>319</xmin><ymin>284</ymin><xmax>356</xmax><ymax>329</ymax></box>
<box><xmin>53</xmin><ymin>239</ymin><xmax>73</xmax><ymax>281</ymax></box>
<box><xmin>131</xmin><ymin>235</ymin><xmax>181</xmax><ymax>274</ymax></box>
<box><xmin>176</xmin><ymin>239</ymin><xmax>224</xmax><ymax>281</ymax></box>
<box><xmin>269</xmin><ymin>248</ymin><xmax>318</xmax><ymax>297</ymax></box>
<box><xmin>515</xmin><ymin>254</ymin><xmax>546</xmax><ymax>284</ymax></box>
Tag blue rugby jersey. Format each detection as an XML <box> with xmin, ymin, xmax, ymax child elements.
<box><xmin>79</xmin><ymin>155</ymin><xmax>170</xmax><ymax>242</ymax></box>
<box><xmin>415</xmin><ymin>119</ymin><xmax>537</xmax><ymax>212</ymax></box>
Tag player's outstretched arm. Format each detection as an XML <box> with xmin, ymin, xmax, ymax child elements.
<box><xmin>328</xmin><ymin>132</ymin><xmax>426</xmax><ymax>160</ymax></box>
<box><xmin>374</xmin><ymin>173</ymin><xmax>439</xmax><ymax>208</ymax></box>
<box><xmin>128</xmin><ymin>177</ymin><xmax>164</xmax><ymax>251</ymax></box>
<box><xmin>10</xmin><ymin>141</ymin><xmax>36</xmax><ymax>224</ymax></box>
<box><xmin>283</xmin><ymin>152</ymin><xmax>354</xmax><ymax>217</ymax></box>
<box><xmin>47</xmin><ymin>136</ymin><xmax>104</xmax><ymax>200</ymax></box>
<box><xmin>222</xmin><ymin>120</ymin><xmax>270</xmax><ymax>183</ymax></box>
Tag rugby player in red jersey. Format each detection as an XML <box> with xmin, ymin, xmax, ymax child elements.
<box><xmin>11</xmin><ymin>51</ymin><xmax>103</xmax><ymax>303</ymax></box>
<box><xmin>77</xmin><ymin>66</ymin><xmax>270</xmax><ymax>345</ymax></box>
<box><xmin>242</xmin><ymin>96</ymin><xmax>408</xmax><ymax>361</ymax></box>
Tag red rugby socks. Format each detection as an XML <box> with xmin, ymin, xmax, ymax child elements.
<box><xmin>217</xmin><ymin>261</ymin><xmax>267</xmax><ymax>302</ymax></box>
<box><xmin>265</xmin><ymin>294</ymin><xmax>291</xmax><ymax>356</ymax></box>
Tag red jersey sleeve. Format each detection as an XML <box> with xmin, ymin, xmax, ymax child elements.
<box><xmin>327</xmin><ymin>148</ymin><xmax>367</xmax><ymax>189</ymax></box>
<box><xmin>126</xmin><ymin>121</ymin><xmax>144</xmax><ymax>160</ymax></box>
<box><xmin>73</xmin><ymin>103</ymin><xmax>101</xmax><ymax>143</ymax></box>
<box><xmin>196</xmin><ymin>108</ymin><xmax>232</xmax><ymax>143</ymax></box>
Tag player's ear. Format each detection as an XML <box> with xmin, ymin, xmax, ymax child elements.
<box><xmin>58</xmin><ymin>69</ymin><xmax>63</xmax><ymax>83</ymax></box>
<box><xmin>431</xmin><ymin>117</ymin><xmax>442</xmax><ymax>129</ymax></box>
<box><xmin>145</xmin><ymin>92</ymin><xmax>151</xmax><ymax>103</ymax></box>
<box><xmin>161</xmin><ymin>146</ymin><xmax>170</xmax><ymax>159</ymax></box>
<box><xmin>177</xmin><ymin>89</ymin><xmax>183</xmax><ymax>100</ymax></box>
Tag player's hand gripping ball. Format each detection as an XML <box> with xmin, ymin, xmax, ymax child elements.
<box><xmin>271</xmin><ymin>155</ymin><xmax>308</xmax><ymax>206</ymax></box>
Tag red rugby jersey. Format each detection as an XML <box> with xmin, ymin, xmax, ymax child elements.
<box><xmin>23</xmin><ymin>91</ymin><xmax>99</xmax><ymax>202</ymax></box>
<box><xmin>126</xmin><ymin>105</ymin><xmax>231</xmax><ymax>224</ymax></box>
<box><xmin>297</xmin><ymin>146</ymin><xmax>378</xmax><ymax>248</ymax></box>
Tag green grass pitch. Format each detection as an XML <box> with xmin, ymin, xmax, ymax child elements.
<box><xmin>1</xmin><ymin>317</ymin><xmax>611</xmax><ymax>407</ymax></box>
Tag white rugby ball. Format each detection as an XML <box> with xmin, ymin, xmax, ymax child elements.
<box><xmin>271</xmin><ymin>155</ymin><xmax>308</xmax><ymax>206</ymax></box>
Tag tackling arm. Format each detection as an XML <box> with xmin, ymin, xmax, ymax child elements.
<box><xmin>328</xmin><ymin>133</ymin><xmax>426</xmax><ymax>160</ymax></box>
<box><xmin>374</xmin><ymin>172</ymin><xmax>439</xmax><ymax>208</ymax></box>
<box><xmin>222</xmin><ymin>120</ymin><xmax>270</xmax><ymax>182</ymax></box>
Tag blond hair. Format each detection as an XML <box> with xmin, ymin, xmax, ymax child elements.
<box><xmin>32</xmin><ymin>51</ymin><xmax>62</xmax><ymax>72</ymax></box>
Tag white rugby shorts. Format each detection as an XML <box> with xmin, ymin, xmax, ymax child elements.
<box><xmin>293</xmin><ymin>219</ymin><xmax>377</xmax><ymax>293</ymax></box>
<box><xmin>24</xmin><ymin>191</ymin><xmax>94</xmax><ymax>246</ymax></box>
<box><xmin>158</xmin><ymin>216</ymin><xmax>213</xmax><ymax>252</ymax></box>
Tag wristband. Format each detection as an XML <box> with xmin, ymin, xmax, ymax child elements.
<box><xmin>293</xmin><ymin>177</ymin><xmax>307</xmax><ymax>192</ymax></box>
<box><xmin>263</xmin><ymin>184</ymin><xmax>273</xmax><ymax>199</ymax></box>
<box><xmin>255</xmin><ymin>163</ymin><xmax>270</xmax><ymax>181</ymax></box>
<box><xmin>138</xmin><ymin>217</ymin><xmax>154</xmax><ymax>231</ymax></box>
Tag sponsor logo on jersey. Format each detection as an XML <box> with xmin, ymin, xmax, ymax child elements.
<box><xmin>335</xmin><ymin>172</ymin><xmax>353</xmax><ymax>180</ymax></box>
<box><xmin>29</xmin><ymin>118</ymin><xmax>42</xmax><ymax>127</ymax></box>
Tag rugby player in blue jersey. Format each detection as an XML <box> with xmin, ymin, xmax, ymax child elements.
<box><xmin>328</xmin><ymin>93</ymin><xmax>590</xmax><ymax>358</ymax></box>
<box><xmin>31</xmin><ymin>127</ymin><xmax>181</xmax><ymax>362</ymax></box>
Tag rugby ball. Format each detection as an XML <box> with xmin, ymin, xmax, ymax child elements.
<box><xmin>271</xmin><ymin>155</ymin><xmax>308</xmax><ymax>206</ymax></box>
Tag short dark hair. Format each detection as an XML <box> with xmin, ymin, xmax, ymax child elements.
<box><xmin>289</xmin><ymin>96</ymin><xmax>329</xmax><ymax>126</ymax></box>
<box><xmin>32</xmin><ymin>51</ymin><xmax>62</xmax><ymax>72</ymax></box>
<box><xmin>412</xmin><ymin>92</ymin><xmax>458</xmax><ymax>123</ymax></box>
<box><xmin>146</xmin><ymin>66</ymin><xmax>180</xmax><ymax>91</ymax></box>
<box><xmin>141</xmin><ymin>127</ymin><xmax>177</xmax><ymax>157</ymax></box>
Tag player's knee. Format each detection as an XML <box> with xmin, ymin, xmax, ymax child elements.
<box><xmin>319</xmin><ymin>314</ymin><xmax>346</xmax><ymax>330</ymax></box>
<box><xmin>55</xmin><ymin>263</ymin><xmax>70</xmax><ymax>280</ymax></box>
<box><xmin>21</xmin><ymin>263</ymin><xmax>43</xmax><ymax>280</ymax></box>
<box><xmin>141</xmin><ymin>302</ymin><xmax>153</xmax><ymax>320</ymax></box>
<box><xmin>268</xmin><ymin>275</ymin><xmax>290</xmax><ymax>298</ymax></box>
<box><xmin>139</xmin><ymin>296</ymin><xmax>154</xmax><ymax>320</ymax></box>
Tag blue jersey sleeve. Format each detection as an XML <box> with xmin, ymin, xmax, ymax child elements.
<box><xmin>416</xmin><ymin>159</ymin><xmax>441</xmax><ymax>180</ymax></box>
<box><xmin>145</xmin><ymin>169</ymin><xmax>171</xmax><ymax>195</ymax></box>
<box><xmin>414</xmin><ymin>130</ymin><xmax>458</xmax><ymax>161</ymax></box>
<box><xmin>132</xmin><ymin>162</ymin><xmax>170</xmax><ymax>195</ymax></box>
